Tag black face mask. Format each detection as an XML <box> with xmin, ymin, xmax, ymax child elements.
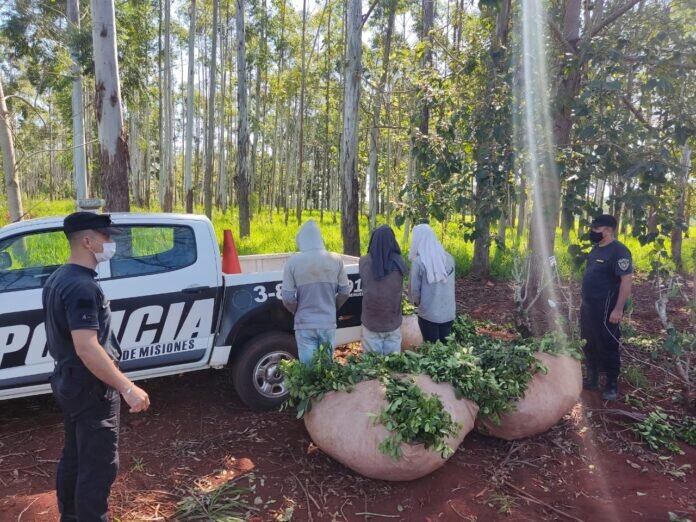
<box><xmin>589</xmin><ymin>230</ymin><xmax>604</xmax><ymax>244</ymax></box>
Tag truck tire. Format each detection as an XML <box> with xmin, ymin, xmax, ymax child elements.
<box><xmin>232</xmin><ymin>332</ymin><xmax>298</xmax><ymax>410</ymax></box>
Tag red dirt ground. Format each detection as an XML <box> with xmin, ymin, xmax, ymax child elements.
<box><xmin>1</xmin><ymin>279</ymin><xmax>693</xmax><ymax>521</ymax></box>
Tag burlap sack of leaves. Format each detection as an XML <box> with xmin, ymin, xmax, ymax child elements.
<box><xmin>304</xmin><ymin>374</ymin><xmax>479</xmax><ymax>481</ymax></box>
<box><xmin>476</xmin><ymin>352</ymin><xmax>581</xmax><ymax>440</ymax></box>
<box><xmin>400</xmin><ymin>315</ymin><xmax>423</xmax><ymax>350</ymax></box>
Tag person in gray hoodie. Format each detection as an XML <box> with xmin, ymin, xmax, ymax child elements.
<box><xmin>281</xmin><ymin>220</ymin><xmax>351</xmax><ymax>364</ymax></box>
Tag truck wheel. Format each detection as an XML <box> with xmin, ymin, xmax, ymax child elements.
<box><xmin>232</xmin><ymin>332</ymin><xmax>297</xmax><ymax>410</ymax></box>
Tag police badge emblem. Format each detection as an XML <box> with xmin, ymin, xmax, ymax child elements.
<box><xmin>618</xmin><ymin>258</ymin><xmax>630</xmax><ymax>271</ymax></box>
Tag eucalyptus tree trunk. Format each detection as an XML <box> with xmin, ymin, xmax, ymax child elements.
<box><xmin>236</xmin><ymin>0</ymin><xmax>251</xmax><ymax>237</ymax></box>
<box><xmin>160</xmin><ymin>0</ymin><xmax>173</xmax><ymax>212</ymax></box>
<box><xmin>184</xmin><ymin>0</ymin><xmax>196</xmax><ymax>213</ymax></box>
<box><xmin>269</xmin><ymin>0</ymin><xmax>286</xmax><ymax>221</ymax></box>
<box><xmin>204</xmin><ymin>0</ymin><xmax>219</xmax><ymax>218</ymax></box>
<box><xmin>321</xmin><ymin>2</ymin><xmax>332</xmax><ymax>224</ymax></box>
<box><xmin>0</xmin><ymin>77</ymin><xmax>24</xmax><ymax>222</ymax></box>
<box><xmin>294</xmin><ymin>0</ymin><xmax>309</xmax><ymax>224</ymax></box>
<box><xmin>128</xmin><ymin>107</ymin><xmax>141</xmax><ymax>205</ymax></box>
<box><xmin>671</xmin><ymin>144</ymin><xmax>691</xmax><ymax>272</ymax></box>
<box><xmin>90</xmin><ymin>0</ymin><xmax>130</xmax><ymax>212</ymax></box>
<box><xmin>217</xmin><ymin>10</ymin><xmax>229</xmax><ymax>212</ymax></box>
<box><xmin>339</xmin><ymin>0</ymin><xmax>362</xmax><ymax>256</ymax></box>
<box><xmin>368</xmin><ymin>2</ymin><xmax>396</xmax><ymax>232</ymax></box>
<box><xmin>67</xmin><ymin>0</ymin><xmax>88</xmax><ymax>202</ymax></box>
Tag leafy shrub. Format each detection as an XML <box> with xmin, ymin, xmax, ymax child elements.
<box><xmin>632</xmin><ymin>408</ymin><xmax>683</xmax><ymax>454</ymax></box>
<box><xmin>377</xmin><ymin>376</ymin><xmax>460</xmax><ymax>459</ymax></box>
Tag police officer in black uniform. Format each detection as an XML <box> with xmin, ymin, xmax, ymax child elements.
<box><xmin>44</xmin><ymin>212</ymin><xmax>150</xmax><ymax>521</ymax></box>
<box><xmin>580</xmin><ymin>214</ymin><xmax>633</xmax><ymax>401</ymax></box>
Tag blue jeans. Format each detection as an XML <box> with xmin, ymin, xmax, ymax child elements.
<box><xmin>361</xmin><ymin>326</ymin><xmax>402</xmax><ymax>355</ymax></box>
<box><xmin>295</xmin><ymin>329</ymin><xmax>336</xmax><ymax>364</ymax></box>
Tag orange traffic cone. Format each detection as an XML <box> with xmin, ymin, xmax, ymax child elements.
<box><xmin>222</xmin><ymin>229</ymin><xmax>242</xmax><ymax>274</ymax></box>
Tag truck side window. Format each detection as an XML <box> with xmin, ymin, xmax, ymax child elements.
<box><xmin>0</xmin><ymin>230</ymin><xmax>70</xmax><ymax>292</ymax></box>
<box><xmin>110</xmin><ymin>225</ymin><xmax>196</xmax><ymax>278</ymax></box>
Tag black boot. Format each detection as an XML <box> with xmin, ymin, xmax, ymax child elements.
<box><xmin>583</xmin><ymin>366</ymin><xmax>599</xmax><ymax>390</ymax></box>
<box><xmin>602</xmin><ymin>379</ymin><xmax>618</xmax><ymax>401</ymax></box>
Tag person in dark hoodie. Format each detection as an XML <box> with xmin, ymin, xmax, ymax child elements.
<box><xmin>359</xmin><ymin>225</ymin><xmax>407</xmax><ymax>355</ymax></box>
<box><xmin>281</xmin><ymin>220</ymin><xmax>351</xmax><ymax>364</ymax></box>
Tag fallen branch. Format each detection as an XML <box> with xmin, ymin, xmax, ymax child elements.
<box><xmin>354</xmin><ymin>512</ymin><xmax>401</xmax><ymax>518</ymax></box>
<box><xmin>503</xmin><ymin>480</ymin><xmax>584</xmax><ymax>522</ymax></box>
<box><xmin>447</xmin><ymin>500</ymin><xmax>469</xmax><ymax>519</ymax></box>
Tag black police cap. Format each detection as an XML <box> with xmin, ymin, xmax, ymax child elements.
<box><xmin>590</xmin><ymin>214</ymin><xmax>617</xmax><ymax>229</ymax></box>
<box><xmin>63</xmin><ymin>212</ymin><xmax>120</xmax><ymax>236</ymax></box>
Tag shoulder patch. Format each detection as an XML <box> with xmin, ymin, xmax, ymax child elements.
<box><xmin>618</xmin><ymin>258</ymin><xmax>630</xmax><ymax>271</ymax></box>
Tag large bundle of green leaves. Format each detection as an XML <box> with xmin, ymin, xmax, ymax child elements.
<box><xmin>281</xmin><ymin>314</ymin><xmax>583</xmax><ymax>458</ymax></box>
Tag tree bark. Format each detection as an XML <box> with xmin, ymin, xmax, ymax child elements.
<box><xmin>236</xmin><ymin>0</ymin><xmax>251</xmax><ymax>237</ymax></box>
<box><xmin>0</xmin><ymin>77</ymin><xmax>24</xmax><ymax>222</ymax></box>
<box><xmin>90</xmin><ymin>0</ymin><xmax>130</xmax><ymax>212</ymax></box>
<box><xmin>296</xmin><ymin>0</ymin><xmax>308</xmax><ymax>224</ymax></box>
<box><xmin>67</xmin><ymin>0</ymin><xmax>88</xmax><ymax>202</ymax></box>
<box><xmin>413</xmin><ymin>0</ymin><xmax>434</xmax><ymax>221</ymax></box>
<box><xmin>184</xmin><ymin>0</ymin><xmax>196</xmax><ymax>213</ymax></box>
<box><xmin>204</xmin><ymin>0</ymin><xmax>219</xmax><ymax>218</ymax></box>
<box><xmin>160</xmin><ymin>0</ymin><xmax>173</xmax><ymax>212</ymax></box>
<box><xmin>368</xmin><ymin>2</ymin><xmax>396</xmax><ymax>232</ymax></box>
<box><xmin>671</xmin><ymin>144</ymin><xmax>691</xmax><ymax>271</ymax></box>
<box><xmin>340</xmin><ymin>0</ymin><xmax>362</xmax><ymax>255</ymax></box>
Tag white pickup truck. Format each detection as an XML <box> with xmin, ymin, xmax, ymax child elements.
<box><xmin>0</xmin><ymin>213</ymin><xmax>363</xmax><ymax>409</ymax></box>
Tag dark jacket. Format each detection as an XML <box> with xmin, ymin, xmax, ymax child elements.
<box><xmin>359</xmin><ymin>254</ymin><xmax>403</xmax><ymax>332</ymax></box>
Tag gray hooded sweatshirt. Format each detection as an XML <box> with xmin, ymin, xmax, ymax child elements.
<box><xmin>281</xmin><ymin>221</ymin><xmax>351</xmax><ymax>330</ymax></box>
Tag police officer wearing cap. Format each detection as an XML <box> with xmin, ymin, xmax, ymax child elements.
<box><xmin>44</xmin><ymin>212</ymin><xmax>150</xmax><ymax>521</ymax></box>
<box><xmin>580</xmin><ymin>214</ymin><xmax>633</xmax><ymax>401</ymax></box>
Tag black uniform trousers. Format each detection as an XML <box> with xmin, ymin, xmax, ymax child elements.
<box><xmin>580</xmin><ymin>298</ymin><xmax>621</xmax><ymax>382</ymax></box>
<box><xmin>50</xmin><ymin>365</ymin><xmax>120</xmax><ymax>522</ymax></box>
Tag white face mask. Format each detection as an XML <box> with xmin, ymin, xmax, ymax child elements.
<box><xmin>93</xmin><ymin>241</ymin><xmax>116</xmax><ymax>263</ymax></box>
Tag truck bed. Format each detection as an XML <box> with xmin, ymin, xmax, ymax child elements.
<box><xmin>236</xmin><ymin>253</ymin><xmax>360</xmax><ymax>275</ymax></box>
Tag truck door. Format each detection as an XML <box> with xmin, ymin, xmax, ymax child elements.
<box><xmin>99</xmin><ymin>220</ymin><xmax>222</xmax><ymax>376</ymax></box>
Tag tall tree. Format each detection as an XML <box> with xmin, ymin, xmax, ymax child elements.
<box><xmin>236</xmin><ymin>0</ymin><xmax>251</xmax><ymax>237</ymax></box>
<box><xmin>340</xmin><ymin>0</ymin><xmax>362</xmax><ymax>255</ymax></box>
<box><xmin>368</xmin><ymin>0</ymin><xmax>397</xmax><ymax>232</ymax></box>
<box><xmin>296</xmin><ymin>0</ymin><xmax>308</xmax><ymax>223</ymax></box>
<box><xmin>184</xmin><ymin>0</ymin><xmax>197</xmax><ymax>213</ymax></box>
<box><xmin>90</xmin><ymin>0</ymin><xmax>130</xmax><ymax>212</ymax></box>
<box><xmin>160</xmin><ymin>0</ymin><xmax>174</xmax><ymax>212</ymax></box>
<box><xmin>0</xmin><ymin>77</ymin><xmax>24</xmax><ymax>222</ymax></box>
<box><xmin>67</xmin><ymin>0</ymin><xmax>88</xmax><ymax>202</ymax></box>
<box><xmin>204</xmin><ymin>0</ymin><xmax>220</xmax><ymax>218</ymax></box>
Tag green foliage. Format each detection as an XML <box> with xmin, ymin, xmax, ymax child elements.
<box><xmin>675</xmin><ymin>416</ymin><xmax>696</xmax><ymax>446</ymax></box>
<box><xmin>632</xmin><ymin>408</ymin><xmax>684</xmax><ymax>454</ymax></box>
<box><xmin>377</xmin><ymin>376</ymin><xmax>460</xmax><ymax>460</ymax></box>
<box><xmin>449</xmin><ymin>315</ymin><xmax>545</xmax><ymax>420</ymax></box>
<box><xmin>623</xmin><ymin>364</ymin><xmax>649</xmax><ymax>389</ymax></box>
<box><xmin>2</xmin><ymin>200</ymin><xmax>695</xmax><ymax>278</ymax></box>
<box><xmin>401</xmin><ymin>296</ymin><xmax>416</xmax><ymax>315</ymax></box>
<box><xmin>280</xmin><ymin>313</ymin><xmax>580</xmax><ymax>457</ymax></box>
<box><xmin>280</xmin><ymin>343</ymin><xmax>358</xmax><ymax>418</ymax></box>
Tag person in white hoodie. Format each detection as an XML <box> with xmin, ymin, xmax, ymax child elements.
<box><xmin>281</xmin><ymin>220</ymin><xmax>351</xmax><ymax>363</ymax></box>
<box><xmin>409</xmin><ymin>223</ymin><xmax>456</xmax><ymax>343</ymax></box>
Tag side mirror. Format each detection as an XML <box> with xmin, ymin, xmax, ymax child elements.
<box><xmin>0</xmin><ymin>252</ymin><xmax>11</xmax><ymax>270</ymax></box>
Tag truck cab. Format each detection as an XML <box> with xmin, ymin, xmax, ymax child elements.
<box><xmin>0</xmin><ymin>213</ymin><xmax>362</xmax><ymax>409</ymax></box>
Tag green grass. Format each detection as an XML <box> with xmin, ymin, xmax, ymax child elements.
<box><xmin>1</xmin><ymin>198</ymin><xmax>694</xmax><ymax>278</ymax></box>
